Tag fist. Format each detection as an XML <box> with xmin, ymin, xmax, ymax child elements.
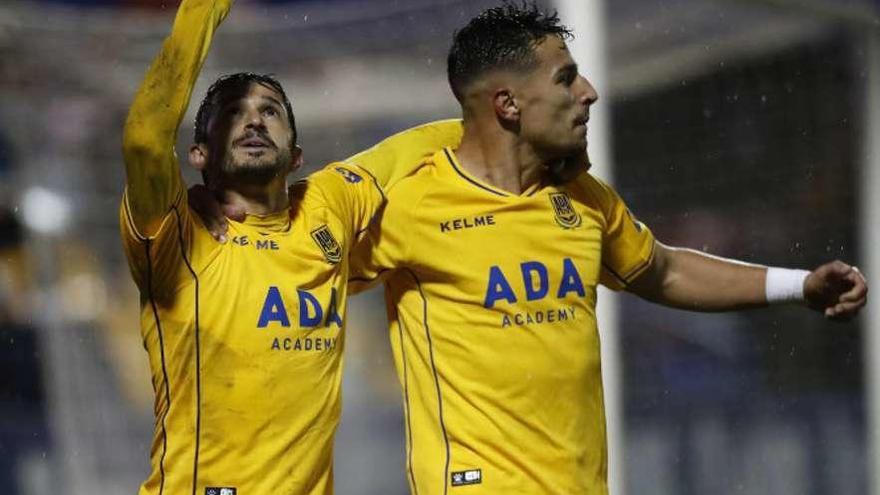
<box><xmin>804</xmin><ymin>261</ymin><xmax>868</xmax><ymax>320</ymax></box>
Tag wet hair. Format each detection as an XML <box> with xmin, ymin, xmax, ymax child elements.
<box><xmin>447</xmin><ymin>1</ymin><xmax>572</xmax><ymax>101</ymax></box>
<box><xmin>193</xmin><ymin>72</ymin><xmax>297</xmax><ymax>148</ymax></box>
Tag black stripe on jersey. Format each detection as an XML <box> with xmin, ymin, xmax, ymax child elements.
<box><xmin>144</xmin><ymin>239</ymin><xmax>170</xmax><ymax>495</ymax></box>
<box><xmin>624</xmin><ymin>241</ymin><xmax>656</xmax><ymax>282</ymax></box>
<box><xmin>601</xmin><ymin>263</ymin><xmax>628</xmax><ymax>287</ymax></box>
<box><xmin>603</xmin><ymin>241</ymin><xmax>657</xmax><ymax>287</ymax></box>
<box><xmin>172</xmin><ymin>206</ymin><xmax>202</xmax><ymax>495</ymax></box>
<box><xmin>397</xmin><ymin>317</ymin><xmax>419</xmax><ymax>495</ymax></box>
<box><xmin>443</xmin><ymin>149</ymin><xmax>507</xmax><ymax>197</ymax></box>
<box><xmin>350</xmin><ymin>163</ymin><xmax>387</xmax><ymax>200</ymax></box>
<box><xmin>405</xmin><ymin>268</ymin><xmax>450</xmax><ymax>495</ymax></box>
<box><xmin>350</xmin><ymin>164</ymin><xmax>388</xmax><ymax>237</ymax></box>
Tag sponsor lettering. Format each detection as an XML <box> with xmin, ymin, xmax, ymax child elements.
<box><xmin>270</xmin><ymin>337</ymin><xmax>338</xmax><ymax>352</ymax></box>
<box><xmin>484</xmin><ymin>258</ymin><xmax>586</xmax><ymax>308</ymax></box>
<box><xmin>256</xmin><ymin>287</ymin><xmax>343</xmax><ymax>329</ymax></box>
<box><xmin>440</xmin><ymin>215</ymin><xmax>495</xmax><ymax>233</ymax></box>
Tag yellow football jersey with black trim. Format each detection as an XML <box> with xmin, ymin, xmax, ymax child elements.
<box><xmin>349</xmin><ymin>148</ymin><xmax>655</xmax><ymax>495</ymax></box>
<box><xmin>120</xmin><ymin>121</ymin><xmax>462</xmax><ymax>495</ymax></box>
<box><xmin>121</xmin><ymin>163</ymin><xmax>380</xmax><ymax>495</ymax></box>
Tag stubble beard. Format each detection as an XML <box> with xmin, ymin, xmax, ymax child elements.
<box><xmin>546</xmin><ymin>142</ymin><xmax>590</xmax><ymax>185</ymax></box>
<box><xmin>220</xmin><ymin>146</ymin><xmax>292</xmax><ymax>186</ymax></box>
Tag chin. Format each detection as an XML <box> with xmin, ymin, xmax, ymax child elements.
<box><xmin>221</xmin><ymin>156</ymin><xmax>286</xmax><ymax>183</ymax></box>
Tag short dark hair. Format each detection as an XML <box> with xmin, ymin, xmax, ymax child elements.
<box><xmin>447</xmin><ymin>1</ymin><xmax>572</xmax><ymax>101</ymax></box>
<box><xmin>194</xmin><ymin>72</ymin><xmax>297</xmax><ymax>147</ymax></box>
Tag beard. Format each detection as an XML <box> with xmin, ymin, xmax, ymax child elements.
<box><xmin>217</xmin><ymin>144</ymin><xmax>293</xmax><ymax>186</ymax></box>
<box><xmin>547</xmin><ymin>152</ymin><xmax>590</xmax><ymax>185</ymax></box>
<box><xmin>541</xmin><ymin>139</ymin><xmax>590</xmax><ymax>185</ymax></box>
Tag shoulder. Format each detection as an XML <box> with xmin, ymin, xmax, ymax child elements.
<box><xmin>291</xmin><ymin>165</ymin><xmax>372</xmax><ymax>207</ymax></box>
<box><xmin>384</xmin><ymin>163</ymin><xmax>436</xmax><ymax>202</ymax></box>
<box><xmin>564</xmin><ymin>170</ymin><xmax>614</xmax><ymax>203</ymax></box>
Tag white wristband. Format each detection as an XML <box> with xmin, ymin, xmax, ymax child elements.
<box><xmin>765</xmin><ymin>267</ymin><xmax>810</xmax><ymax>304</ymax></box>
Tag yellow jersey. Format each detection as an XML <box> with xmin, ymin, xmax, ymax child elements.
<box><xmin>350</xmin><ymin>148</ymin><xmax>656</xmax><ymax>495</ymax></box>
<box><xmin>122</xmin><ymin>163</ymin><xmax>374</xmax><ymax>495</ymax></box>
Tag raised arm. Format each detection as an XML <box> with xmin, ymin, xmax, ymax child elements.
<box><xmin>123</xmin><ymin>0</ymin><xmax>232</xmax><ymax>236</ymax></box>
<box><xmin>628</xmin><ymin>241</ymin><xmax>868</xmax><ymax>320</ymax></box>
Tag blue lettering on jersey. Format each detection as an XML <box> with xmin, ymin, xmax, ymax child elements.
<box><xmin>257</xmin><ymin>286</ymin><xmax>291</xmax><ymax>328</ymax></box>
<box><xmin>257</xmin><ymin>287</ymin><xmax>344</xmax><ymax>329</ymax></box>
<box><xmin>325</xmin><ymin>288</ymin><xmax>343</xmax><ymax>327</ymax></box>
<box><xmin>557</xmin><ymin>258</ymin><xmax>586</xmax><ymax>298</ymax></box>
<box><xmin>521</xmin><ymin>262</ymin><xmax>549</xmax><ymax>301</ymax></box>
<box><xmin>484</xmin><ymin>258</ymin><xmax>586</xmax><ymax>309</ymax></box>
<box><xmin>298</xmin><ymin>289</ymin><xmax>324</xmax><ymax>327</ymax></box>
<box><xmin>484</xmin><ymin>266</ymin><xmax>518</xmax><ymax>308</ymax></box>
<box><xmin>501</xmin><ymin>306</ymin><xmax>577</xmax><ymax>328</ymax></box>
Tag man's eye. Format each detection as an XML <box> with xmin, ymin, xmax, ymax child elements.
<box><xmin>263</xmin><ymin>107</ymin><xmax>278</xmax><ymax>117</ymax></box>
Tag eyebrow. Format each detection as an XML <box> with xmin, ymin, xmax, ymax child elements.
<box><xmin>260</xmin><ymin>96</ymin><xmax>284</xmax><ymax>108</ymax></box>
<box><xmin>555</xmin><ymin>63</ymin><xmax>578</xmax><ymax>78</ymax></box>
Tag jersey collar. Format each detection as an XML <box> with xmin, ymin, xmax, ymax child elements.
<box><xmin>437</xmin><ymin>147</ymin><xmax>545</xmax><ymax>198</ymax></box>
<box><xmin>237</xmin><ymin>209</ymin><xmax>292</xmax><ymax>234</ymax></box>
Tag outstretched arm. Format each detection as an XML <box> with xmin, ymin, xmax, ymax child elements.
<box><xmin>628</xmin><ymin>242</ymin><xmax>868</xmax><ymax>320</ymax></box>
<box><xmin>122</xmin><ymin>0</ymin><xmax>233</xmax><ymax>236</ymax></box>
<box><xmin>190</xmin><ymin>119</ymin><xmax>464</xmax><ymax>239</ymax></box>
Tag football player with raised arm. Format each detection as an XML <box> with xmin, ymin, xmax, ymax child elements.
<box><xmin>345</xmin><ymin>3</ymin><xmax>868</xmax><ymax>494</ymax></box>
<box><xmin>120</xmin><ymin>0</ymin><xmax>460</xmax><ymax>494</ymax></box>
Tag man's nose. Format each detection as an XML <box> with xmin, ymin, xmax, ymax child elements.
<box><xmin>580</xmin><ymin>76</ymin><xmax>599</xmax><ymax>105</ymax></box>
<box><xmin>244</xmin><ymin>107</ymin><xmax>265</xmax><ymax>128</ymax></box>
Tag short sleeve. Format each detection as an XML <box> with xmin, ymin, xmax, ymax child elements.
<box><xmin>303</xmin><ymin>164</ymin><xmax>386</xmax><ymax>240</ymax></box>
<box><xmin>343</xmin><ymin>119</ymin><xmax>463</xmax><ymax>189</ymax></box>
<box><xmin>346</xmin><ymin>186</ymin><xmax>415</xmax><ymax>294</ymax></box>
<box><xmin>584</xmin><ymin>176</ymin><xmax>656</xmax><ymax>290</ymax></box>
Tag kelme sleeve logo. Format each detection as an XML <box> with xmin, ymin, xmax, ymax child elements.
<box><xmin>549</xmin><ymin>192</ymin><xmax>581</xmax><ymax>229</ymax></box>
<box><xmin>626</xmin><ymin>209</ymin><xmax>644</xmax><ymax>232</ymax></box>
<box><xmin>311</xmin><ymin>224</ymin><xmax>342</xmax><ymax>264</ymax></box>
<box><xmin>334</xmin><ymin>166</ymin><xmax>363</xmax><ymax>184</ymax></box>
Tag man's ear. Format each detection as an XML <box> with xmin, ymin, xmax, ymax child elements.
<box><xmin>492</xmin><ymin>88</ymin><xmax>519</xmax><ymax>123</ymax></box>
<box><xmin>290</xmin><ymin>145</ymin><xmax>304</xmax><ymax>173</ymax></box>
<box><xmin>189</xmin><ymin>143</ymin><xmax>208</xmax><ymax>171</ymax></box>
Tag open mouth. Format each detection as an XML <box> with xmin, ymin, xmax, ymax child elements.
<box><xmin>236</xmin><ymin>135</ymin><xmax>274</xmax><ymax>150</ymax></box>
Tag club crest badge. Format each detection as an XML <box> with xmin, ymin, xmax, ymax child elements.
<box><xmin>311</xmin><ymin>225</ymin><xmax>342</xmax><ymax>264</ymax></box>
<box><xmin>549</xmin><ymin>192</ymin><xmax>581</xmax><ymax>229</ymax></box>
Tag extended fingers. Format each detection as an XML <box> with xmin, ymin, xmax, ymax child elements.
<box><xmin>825</xmin><ymin>298</ymin><xmax>866</xmax><ymax>320</ymax></box>
<box><xmin>188</xmin><ymin>184</ymin><xmax>229</xmax><ymax>242</ymax></box>
<box><xmin>838</xmin><ymin>269</ymin><xmax>868</xmax><ymax>303</ymax></box>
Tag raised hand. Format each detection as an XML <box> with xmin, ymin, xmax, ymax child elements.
<box><xmin>187</xmin><ymin>184</ymin><xmax>245</xmax><ymax>242</ymax></box>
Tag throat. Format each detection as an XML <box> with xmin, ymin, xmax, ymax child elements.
<box><xmin>218</xmin><ymin>182</ymin><xmax>289</xmax><ymax>216</ymax></box>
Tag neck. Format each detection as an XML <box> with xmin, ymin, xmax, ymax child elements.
<box><xmin>455</xmin><ymin>118</ymin><xmax>547</xmax><ymax>195</ymax></box>
<box><xmin>216</xmin><ymin>176</ymin><xmax>289</xmax><ymax>216</ymax></box>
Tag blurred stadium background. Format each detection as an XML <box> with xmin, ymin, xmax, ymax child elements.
<box><xmin>0</xmin><ymin>0</ymin><xmax>878</xmax><ymax>494</ymax></box>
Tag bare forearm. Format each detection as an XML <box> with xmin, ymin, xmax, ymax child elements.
<box><xmin>123</xmin><ymin>0</ymin><xmax>232</xmax><ymax>233</ymax></box>
<box><xmin>629</xmin><ymin>242</ymin><xmax>767</xmax><ymax>311</ymax></box>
